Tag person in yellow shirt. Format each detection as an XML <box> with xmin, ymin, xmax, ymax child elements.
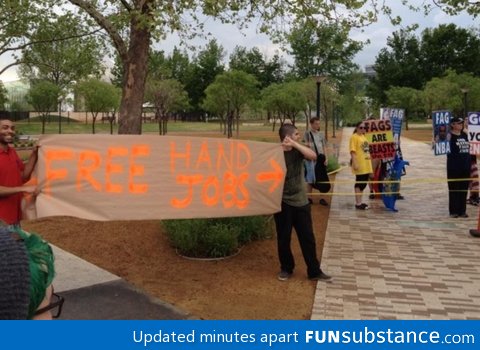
<box><xmin>349</xmin><ymin>121</ymin><xmax>373</xmax><ymax>210</ymax></box>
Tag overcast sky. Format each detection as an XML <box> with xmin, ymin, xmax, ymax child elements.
<box><xmin>0</xmin><ymin>2</ymin><xmax>478</xmax><ymax>83</ymax></box>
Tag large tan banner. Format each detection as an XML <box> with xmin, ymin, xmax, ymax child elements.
<box><xmin>29</xmin><ymin>135</ymin><xmax>286</xmax><ymax>221</ymax></box>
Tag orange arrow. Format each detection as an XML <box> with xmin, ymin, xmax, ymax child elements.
<box><xmin>256</xmin><ymin>159</ymin><xmax>284</xmax><ymax>193</ymax></box>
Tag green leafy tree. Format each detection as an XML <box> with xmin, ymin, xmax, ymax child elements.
<box><xmin>19</xmin><ymin>14</ymin><xmax>104</xmax><ymax>91</ymax></box>
<box><xmin>59</xmin><ymin>0</ymin><xmax>383</xmax><ymax>134</ymax></box>
<box><xmin>26</xmin><ymin>80</ymin><xmax>60</xmax><ymax>134</ymax></box>
<box><xmin>18</xmin><ymin>13</ymin><xmax>105</xmax><ymax>134</ymax></box>
<box><xmin>262</xmin><ymin>82</ymin><xmax>306</xmax><ymax>130</ymax></box>
<box><xmin>76</xmin><ymin>79</ymin><xmax>120</xmax><ymax>134</ymax></box>
<box><xmin>423</xmin><ymin>1</ymin><xmax>480</xmax><ymax>17</ymax></box>
<box><xmin>203</xmin><ymin>70</ymin><xmax>259</xmax><ymax>138</ymax></box>
<box><xmin>0</xmin><ymin>1</ymin><xmax>52</xmax><ymax>75</ymax></box>
<box><xmin>147</xmin><ymin>50</ymin><xmax>171</xmax><ymax>81</ymax></box>
<box><xmin>0</xmin><ymin>81</ymin><xmax>7</xmax><ymax>110</ymax></box>
<box><xmin>186</xmin><ymin>40</ymin><xmax>225</xmax><ymax>114</ymax></box>
<box><xmin>6</xmin><ymin>1</ymin><xmax>479</xmax><ymax>134</ymax></box>
<box><xmin>368</xmin><ymin>29</ymin><xmax>423</xmax><ymax>104</ymax></box>
<box><xmin>385</xmin><ymin>86</ymin><xmax>423</xmax><ymax>127</ymax></box>
<box><xmin>202</xmin><ymin>81</ymin><xmax>230</xmax><ymax>135</ymax></box>
<box><xmin>144</xmin><ymin>79</ymin><xmax>189</xmax><ymax>135</ymax></box>
<box><xmin>229</xmin><ymin>46</ymin><xmax>285</xmax><ymax>88</ymax></box>
<box><xmin>166</xmin><ymin>47</ymin><xmax>192</xmax><ymax>85</ymax></box>
<box><xmin>288</xmin><ymin>20</ymin><xmax>363</xmax><ymax>81</ymax></box>
<box><xmin>423</xmin><ymin>70</ymin><xmax>480</xmax><ymax>116</ymax></box>
<box><xmin>420</xmin><ymin>24</ymin><xmax>480</xmax><ymax>80</ymax></box>
<box><xmin>338</xmin><ymin>71</ymin><xmax>370</xmax><ymax>126</ymax></box>
<box><xmin>369</xmin><ymin>24</ymin><xmax>480</xmax><ymax>105</ymax></box>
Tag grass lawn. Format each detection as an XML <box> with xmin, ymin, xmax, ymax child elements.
<box><xmin>14</xmin><ymin>118</ymin><xmax>281</xmax><ymax>136</ymax></box>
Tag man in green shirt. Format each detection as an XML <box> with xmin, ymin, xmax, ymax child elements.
<box><xmin>274</xmin><ymin>124</ymin><xmax>331</xmax><ymax>282</ymax></box>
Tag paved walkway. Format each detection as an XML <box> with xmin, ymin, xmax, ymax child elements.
<box><xmin>53</xmin><ymin>245</ymin><xmax>193</xmax><ymax>319</ymax></box>
<box><xmin>311</xmin><ymin>128</ymin><xmax>480</xmax><ymax>319</ymax></box>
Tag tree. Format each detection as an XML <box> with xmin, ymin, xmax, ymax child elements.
<box><xmin>420</xmin><ymin>24</ymin><xmax>480</xmax><ymax>80</ymax></box>
<box><xmin>203</xmin><ymin>70</ymin><xmax>258</xmax><ymax>138</ymax></box>
<box><xmin>337</xmin><ymin>71</ymin><xmax>370</xmax><ymax>125</ymax></box>
<box><xmin>147</xmin><ymin>50</ymin><xmax>170</xmax><ymax>81</ymax></box>
<box><xmin>0</xmin><ymin>81</ymin><xmax>7</xmax><ymax>110</ymax></box>
<box><xmin>5</xmin><ymin>0</ymin><xmax>479</xmax><ymax>133</ymax></box>
<box><xmin>369</xmin><ymin>24</ymin><xmax>480</xmax><ymax>105</ymax></box>
<box><xmin>19</xmin><ymin>13</ymin><xmax>105</xmax><ymax>134</ymax></box>
<box><xmin>202</xmin><ymin>82</ymin><xmax>230</xmax><ymax>135</ymax></box>
<box><xmin>76</xmin><ymin>79</ymin><xmax>120</xmax><ymax>134</ymax></box>
<box><xmin>385</xmin><ymin>86</ymin><xmax>423</xmax><ymax>128</ymax></box>
<box><xmin>185</xmin><ymin>40</ymin><xmax>225</xmax><ymax>114</ymax></box>
<box><xmin>19</xmin><ymin>14</ymin><xmax>104</xmax><ymax>100</ymax></box>
<box><xmin>166</xmin><ymin>47</ymin><xmax>192</xmax><ymax>85</ymax></box>
<box><xmin>368</xmin><ymin>29</ymin><xmax>423</xmax><ymax>104</ymax></box>
<box><xmin>0</xmin><ymin>1</ymin><xmax>49</xmax><ymax>75</ymax></box>
<box><xmin>26</xmin><ymin>80</ymin><xmax>60</xmax><ymax>134</ymax></box>
<box><xmin>229</xmin><ymin>46</ymin><xmax>285</xmax><ymax>88</ymax></box>
<box><xmin>425</xmin><ymin>0</ymin><xmax>480</xmax><ymax>17</ymax></box>
<box><xmin>423</xmin><ymin>70</ymin><xmax>480</xmax><ymax>116</ymax></box>
<box><xmin>61</xmin><ymin>0</ymin><xmax>383</xmax><ymax>134</ymax></box>
<box><xmin>144</xmin><ymin>79</ymin><xmax>189</xmax><ymax>135</ymax></box>
<box><xmin>288</xmin><ymin>20</ymin><xmax>363</xmax><ymax>81</ymax></box>
<box><xmin>262</xmin><ymin>82</ymin><xmax>306</xmax><ymax>130</ymax></box>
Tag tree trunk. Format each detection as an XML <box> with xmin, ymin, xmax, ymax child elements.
<box><xmin>117</xmin><ymin>5</ymin><xmax>153</xmax><ymax>135</ymax></box>
<box><xmin>236</xmin><ymin>108</ymin><xmax>240</xmax><ymax>139</ymax></box>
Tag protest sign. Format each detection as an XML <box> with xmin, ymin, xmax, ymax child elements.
<box><xmin>468</xmin><ymin>112</ymin><xmax>480</xmax><ymax>154</ymax></box>
<box><xmin>363</xmin><ymin>119</ymin><xmax>395</xmax><ymax>159</ymax></box>
<box><xmin>380</xmin><ymin>108</ymin><xmax>404</xmax><ymax>139</ymax></box>
<box><xmin>432</xmin><ymin>110</ymin><xmax>451</xmax><ymax>155</ymax></box>
<box><xmin>29</xmin><ymin>135</ymin><xmax>286</xmax><ymax>221</ymax></box>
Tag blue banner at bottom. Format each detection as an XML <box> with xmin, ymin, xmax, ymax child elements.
<box><xmin>0</xmin><ymin>320</ymin><xmax>478</xmax><ymax>350</ymax></box>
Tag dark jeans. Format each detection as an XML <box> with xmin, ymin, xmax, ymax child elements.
<box><xmin>274</xmin><ymin>202</ymin><xmax>321</xmax><ymax>278</ymax></box>
<box><xmin>448</xmin><ymin>176</ymin><xmax>469</xmax><ymax>215</ymax></box>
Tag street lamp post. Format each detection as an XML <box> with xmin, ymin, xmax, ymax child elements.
<box><xmin>461</xmin><ymin>88</ymin><xmax>469</xmax><ymax>119</ymax></box>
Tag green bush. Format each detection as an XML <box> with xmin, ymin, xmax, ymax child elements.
<box><xmin>163</xmin><ymin>215</ymin><xmax>273</xmax><ymax>258</ymax></box>
<box><xmin>327</xmin><ymin>155</ymin><xmax>340</xmax><ymax>173</ymax></box>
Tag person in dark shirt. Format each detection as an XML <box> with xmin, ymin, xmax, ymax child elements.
<box><xmin>274</xmin><ymin>123</ymin><xmax>331</xmax><ymax>282</ymax></box>
<box><xmin>447</xmin><ymin>117</ymin><xmax>470</xmax><ymax>218</ymax></box>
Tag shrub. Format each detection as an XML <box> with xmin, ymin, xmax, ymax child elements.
<box><xmin>163</xmin><ymin>215</ymin><xmax>273</xmax><ymax>258</ymax></box>
<box><xmin>327</xmin><ymin>155</ymin><xmax>340</xmax><ymax>173</ymax></box>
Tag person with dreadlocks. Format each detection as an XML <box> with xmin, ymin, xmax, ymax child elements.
<box><xmin>0</xmin><ymin>226</ymin><xmax>61</xmax><ymax>320</ymax></box>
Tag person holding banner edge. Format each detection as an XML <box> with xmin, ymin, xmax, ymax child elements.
<box><xmin>274</xmin><ymin>124</ymin><xmax>331</xmax><ymax>282</ymax></box>
<box><xmin>0</xmin><ymin>118</ymin><xmax>38</xmax><ymax>227</ymax></box>
<box><xmin>349</xmin><ymin>121</ymin><xmax>373</xmax><ymax>210</ymax></box>
<box><xmin>447</xmin><ymin>117</ymin><xmax>470</xmax><ymax>218</ymax></box>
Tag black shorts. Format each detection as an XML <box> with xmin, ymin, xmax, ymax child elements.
<box><xmin>355</xmin><ymin>174</ymin><xmax>369</xmax><ymax>191</ymax></box>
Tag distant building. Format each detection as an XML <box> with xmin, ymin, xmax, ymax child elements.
<box><xmin>364</xmin><ymin>65</ymin><xmax>376</xmax><ymax>78</ymax></box>
<box><xmin>3</xmin><ymin>79</ymin><xmax>30</xmax><ymax>111</ymax></box>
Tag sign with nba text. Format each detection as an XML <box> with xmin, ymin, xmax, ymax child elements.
<box><xmin>363</xmin><ymin>119</ymin><xmax>395</xmax><ymax>159</ymax></box>
<box><xmin>432</xmin><ymin>110</ymin><xmax>451</xmax><ymax>155</ymax></box>
<box><xmin>28</xmin><ymin>135</ymin><xmax>286</xmax><ymax>221</ymax></box>
<box><xmin>468</xmin><ymin>112</ymin><xmax>480</xmax><ymax>154</ymax></box>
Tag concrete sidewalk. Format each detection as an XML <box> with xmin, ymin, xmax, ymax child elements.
<box><xmin>311</xmin><ymin>129</ymin><xmax>480</xmax><ymax>319</ymax></box>
<box><xmin>52</xmin><ymin>245</ymin><xmax>193</xmax><ymax>320</ymax></box>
